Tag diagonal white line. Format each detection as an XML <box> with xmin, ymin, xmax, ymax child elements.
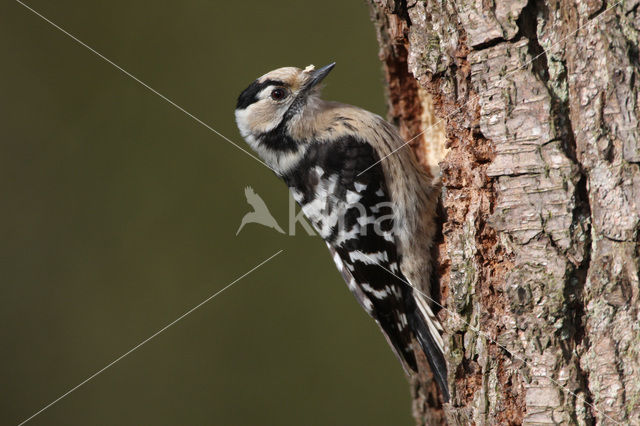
<box><xmin>361</xmin><ymin>253</ymin><xmax>622</xmax><ymax>425</ymax></box>
<box><xmin>357</xmin><ymin>0</ymin><xmax>624</xmax><ymax>176</ymax></box>
<box><xmin>14</xmin><ymin>0</ymin><xmax>275</xmax><ymax>173</ymax></box>
<box><xmin>16</xmin><ymin>249</ymin><xmax>284</xmax><ymax>426</ymax></box>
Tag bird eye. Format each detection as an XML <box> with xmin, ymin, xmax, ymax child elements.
<box><xmin>270</xmin><ymin>88</ymin><xmax>286</xmax><ymax>101</ymax></box>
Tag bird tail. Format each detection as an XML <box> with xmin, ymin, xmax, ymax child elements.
<box><xmin>407</xmin><ymin>292</ymin><xmax>450</xmax><ymax>402</ymax></box>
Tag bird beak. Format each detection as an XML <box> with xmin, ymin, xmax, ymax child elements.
<box><xmin>286</xmin><ymin>62</ymin><xmax>336</xmax><ymax>114</ymax></box>
<box><xmin>305</xmin><ymin>62</ymin><xmax>336</xmax><ymax>89</ymax></box>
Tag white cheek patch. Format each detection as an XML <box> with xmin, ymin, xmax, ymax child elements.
<box><xmin>234</xmin><ymin>84</ymin><xmax>307</xmax><ymax>175</ymax></box>
<box><xmin>237</xmin><ymin>97</ymin><xmax>291</xmax><ymax>136</ymax></box>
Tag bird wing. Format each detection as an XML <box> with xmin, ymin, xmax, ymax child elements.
<box><xmin>285</xmin><ymin>135</ymin><xmax>448</xmax><ymax>400</ymax></box>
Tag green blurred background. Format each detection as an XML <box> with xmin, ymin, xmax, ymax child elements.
<box><xmin>1</xmin><ymin>0</ymin><xmax>413</xmax><ymax>424</ymax></box>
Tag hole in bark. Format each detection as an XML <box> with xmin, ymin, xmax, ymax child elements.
<box><xmin>516</xmin><ymin>0</ymin><xmax>549</xmax><ymax>83</ymax></box>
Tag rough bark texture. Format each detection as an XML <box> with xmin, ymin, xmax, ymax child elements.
<box><xmin>369</xmin><ymin>0</ymin><xmax>640</xmax><ymax>424</ymax></box>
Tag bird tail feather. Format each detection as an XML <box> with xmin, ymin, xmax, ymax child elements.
<box><xmin>408</xmin><ymin>292</ymin><xmax>450</xmax><ymax>402</ymax></box>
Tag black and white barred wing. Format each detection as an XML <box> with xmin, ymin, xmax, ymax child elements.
<box><xmin>326</xmin><ymin>244</ymin><xmax>415</xmax><ymax>372</ymax></box>
<box><xmin>285</xmin><ymin>135</ymin><xmax>448</xmax><ymax>400</ymax></box>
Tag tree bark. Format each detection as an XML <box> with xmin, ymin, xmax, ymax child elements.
<box><xmin>368</xmin><ymin>0</ymin><xmax>640</xmax><ymax>424</ymax></box>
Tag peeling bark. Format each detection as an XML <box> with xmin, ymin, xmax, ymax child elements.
<box><xmin>369</xmin><ymin>0</ymin><xmax>640</xmax><ymax>424</ymax></box>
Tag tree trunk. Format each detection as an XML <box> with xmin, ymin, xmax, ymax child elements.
<box><xmin>368</xmin><ymin>0</ymin><xmax>640</xmax><ymax>424</ymax></box>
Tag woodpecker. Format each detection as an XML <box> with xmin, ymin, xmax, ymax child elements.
<box><xmin>235</xmin><ymin>63</ymin><xmax>448</xmax><ymax>401</ymax></box>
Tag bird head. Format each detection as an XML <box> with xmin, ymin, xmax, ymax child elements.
<box><xmin>234</xmin><ymin>63</ymin><xmax>335</xmax><ymax>174</ymax></box>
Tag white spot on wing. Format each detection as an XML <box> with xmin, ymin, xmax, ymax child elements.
<box><xmin>391</xmin><ymin>286</ymin><xmax>402</xmax><ymax>299</ymax></box>
<box><xmin>354</xmin><ymin>182</ymin><xmax>367</xmax><ymax>192</ymax></box>
<box><xmin>356</xmin><ymin>215</ymin><xmax>376</xmax><ymax>227</ymax></box>
<box><xmin>303</xmin><ymin>197</ymin><xmax>324</xmax><ymax>218</ymax></box>
<box><xmin>346</xmin><ymin>190</ymin><xmax>361</xmax><ymax>204</ymax></box>
<box><xmin>318</xmin><ymin>211</ymin><xmax>339</xmax><ymax>238</ymax></box>
<box><xmin>382</xmin><ymin>232</ymin><xmax>395</xmax><ymax>242</ymax></box>
<box><xmin>291</xmin><ymin>188</ymin><xmax>304</xmax><ymax>203</ymax></box>
<box><xmin>332</xmin><ymin>250</ymin><xmax>344</xmax><ymax>268</ymax></box>
<box><xmin>400</xmin><ymin>313</ymin><xmax>408</xmax><ymax>327</ymax></box>
<box><xmin>335</xmin><ymin>226</ymin><xmax>360</xmax><ymax>245</ymax></box>
<box><xmin>313</xmin><ymin>166</ymin><xmax>325</xmax><ymax>178</ymax></box>
<box><xmin>348</xmin><ymin>250</ymin><xmax>389</xmax><ymax>264</ymax></box>
<box><xmin>348</xmin><ymin>278</ymin><xmax>357</xmax><ymax>291</ymax></box>
<box><xmin>362</xmin><ymin>297</ymin><xmax>373</xmax><ymax>312</ymax></box>
<box><xmin>300</xmin><ymin>174</ymin><xmax>339</xmax><ymax>237</ymax></box>
<box><xmin>362</xmin><ymin>283</ymin><xmax>389</xmax><ymax>299</ymax></box>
